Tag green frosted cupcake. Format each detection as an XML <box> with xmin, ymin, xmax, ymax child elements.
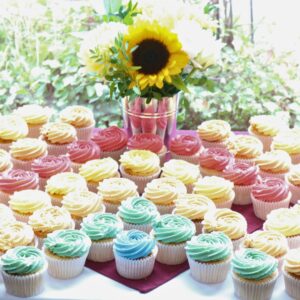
<box><xmin>43</xmin><ymin>229</ymin><xmax>91</xmax><ymax>279</ymax></box>
<box><xmin>1</xmin><ymin>246</ymin><xmax>47</xmax><ymax>297</ymax></box>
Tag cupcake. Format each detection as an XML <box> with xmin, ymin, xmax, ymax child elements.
<box><xmin>91</xmin><ymin>126</ymin><xmax>128</xmax><ymax>161</ymax></box>
<box><xmin>59</xmin><ymin>105</ymin><xmax>95</xmax><ymax>140</ymax></box>
<box><xmin>62</xmin><ymin>190</ymin><xmax>105</xmax><ymax>228</ymax></box>
<box><xmin>0</xmin><ymin>149</ymin><xmax>13</xmax><ymax>174</ymax></box>
<box><xmin>173</xmin><ymin>194</ymin><xmax>216</xmax><ymax>234</ymax></box>
<box><xmin>232</xmin><ymin>249</ymin><xmax>278</xmax><ymax>300</ymax></box>
<box><xmin>286</xmin><ymin>166</ymin><xmax>300</xmax><ymax>204</ymax></box>
<box><xmin>81</xmin><ymin>212</ymin><xmax>123</xmax><ymax>262</ymax></box>
<box><xmin>97</xmin><ymin>178</ymin><xmax>138</xmax><ymax>213</ymax></box>
<box><xmin>43</xmin><ymin>229</ymin><xmax>91</xmax><ymax>279</ymax></box>
<box><xmin>226</xmin><ymin>134</ymin><xmax>263</xmax><ymax>164</ymax></box>
<box><xmin>45</xmin><ymin>172</ymin><xmax>87</xmax><ymax>206</ymax></box>
<box><xmin>14</xmin><ymin>104</ymin><xmax>52</xmax><ymax>138</ymax></box>
<box><xmin>79</xmin><ymin>158</ymin><xmax>119</xmax><ymax>192</ymax></box>
<box><xmin>203</xmin><ymin>208</ymin><xmax>247</xmax><ymax>250</ymax></box>
<box><xmin>10</xmin><ymin>138</ymin><xmax>47</xmax><ymax>170</ymax></box>
<box><xmin>113</xmin><ymin>230</ymin><xmax>157</xmax><ymax>279</ymax></box>
<box><xmin>31</xmin><ymin>155</ymin><xmax>72</xmax><ymax>190</ymax></box>
<box><xmin>199</xmin><ymin>147</ymin><xmax>234</xmax><ymax>177</ymax></box>
<box><xmin>9</xmin><ymin>189</ymin><xmax>52</xmax><ymax>223</ymax></box>
<box><xmin>242</xmin><ymin>230</ymin><xmax>288</xmax><ymax>271</ymax></box>
<box><xmin>186</xmin><ymin>232</ymin><xmax>233</xmax><ymax>283</ymax></box>
<box><xmin>169</xmin><ymin>134</ymin><xmax>203</xmax><ymax>164</ymax></box>
<box><xmin>197</xmin><ymin>119</ymin><xmax>231</xmax><ymax>149</ymax></box>
<box><xmin>0</xmin><ymin>169</ymin><xmax>39</xmax><ymax>205</ymax></box>
<box><xmin>67</xmin><ymin>140</ymin><xmax>101</xmax><ymax>172</ymax></box>
<box><xmin>255</xmin><ymin>150</ymin><xmax>292</xmax><ymax>179</ymax></box>
<box><xmin>0</xmin><ymin>203</ymin><xmax>16</xmax><ymax>226</ymax></box>
<box><xmin>151</xmin><ymin>214</ymin><xmax>195</xmax><ymax>265</ymax></box>
<box><xmin>40</xmin><ymin>122</ymin><xmax>77</xmax><ymax>155</ymax></box>
<box><xmin>117</xmin><ymin>196</ymin><xmax>160</xmax><ymax>233</ymax></box>
<box><xmin>193</xmin><ymin>176</ymin><xmax>235</xmax><ymax>209</ymax></box>
<box><xmin>161</xmin><ymin>159</ymin><xmax>200</xmax><ymax>193</ymax></box>
<box><xmin>1</xmin><ymin>246</ymin><xmax>47</xmax><ymax>297</ymax></box>
<box><xmin>119</xmin><ymin>150</ymin><xmax>161</xmax><ymax>194</ymax></box>
<box><xmin>251</xmin><ymin>177</ymin><xmax>291</xmax><ymax>220</ymax></box>
<box><xmin>223</xmin><ymin>162</ymin><xmax>259</xmax><ymax>205</ymax></box>
<box><xmin>143</xmin><ymin>177</ymin><xmax>187</xmax><ymax>214</ymax></box>
<box><xmin>127</xmin><ymin>133</ymin><xmax>167</xmax><ymax>165</ymax></box>
<box><xmin>283</xmin><ymin>249</ymin><xmax>300</xmax><ymax>299</ymax></box>
<box><xmin>0</xmin><ymin>115</ymin><xmax>28</xmax><ymax>151</ymax></box>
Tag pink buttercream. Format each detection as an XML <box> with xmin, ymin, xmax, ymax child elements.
<box><xmin>91</xmin><ymin>126</ymin><xmax>128</xmax><ymax>152</ymax></box>
<box><xmin>223</xmin><ymin>162</ymin><xmax>259</xmax><ymax>186</ymax></box>
<box><xmin>67</xmin><ymin>140</ymin><xmax>100</xmax><ymax>163</ymax></box>
<box><xmin>31</xmin><ymin>155</ymin><xmax>71</xmax><ymax>179</ymax></box>
<box><xmin>170</xmin><ymin>134</ymin><xmax>202</xmax><ymax>156</ymax></box>
<box><xmin>0</xmin><ymin>169</ymin><xmax>38</xmax><ymax>193</ymax></box>
<box><xmin>127</xmin><ymin>133</ymin><xmax>163</xmax><ymax>153</ymax></box>
<box><xmin>251</xmin><ymin>177</ymin><xmax>289</xmax><ymax>202</ymax></box>
<box><xmin>199</xmin><ymin>147</ymin><xmax>233</xmax><ymax>171</ymax></box>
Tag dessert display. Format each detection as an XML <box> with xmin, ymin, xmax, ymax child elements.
<box><xmin>286</xmin><ymin>166</ymin><xmax>300</xmax><ymax>204</ymax></box>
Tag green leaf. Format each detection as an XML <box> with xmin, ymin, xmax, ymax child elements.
<box><xmin>172</xmin><ymin>76</ymin><xmax>189</xmax><ymax>93</ymax></box>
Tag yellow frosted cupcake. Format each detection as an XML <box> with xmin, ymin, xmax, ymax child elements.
<box><xmin>142</xmin><ymin>177</ymin><xmax>187</xmax><ymax>214</ymax></box>
<box><xmin>119</xmin><ymin>150</ymin><xmax>161</xmax><ymax>193</ymax></box>
<box><xmin>161</xmin><ymin>159</ymin><xmax>201</xmax><ymax>192</ymax></box>
<box><xmin>79</xmin><ymin>158</ymin><xmax>120</xmax><ymax>192</ymax></box>
<box><xmin>193</xmin><ymin>176</ymin><xmax>235</xmax><ymax>208</ymax></box>
<box><xmin>10</xmin><ymin>138</ymin><xmax>47</xmax><ymax>170</ymax></box>
<box><xmin>40</xmin><ymin>122</ymin><xmax>77</xmax><ymax>155</ymax></box>
<box><xmin>0</xmin><ymin>149</ymin><xmax>12</xmax><ymax>174</ymax></box>
<box><xmin>45</xmin><ymin>172</ymin><xmax>87</xmax><ymax>206</ymax></box>
<box><xmin>173</xmin><ymin>194</ymin><xmax>216</xmax><ymax>234</ymax></box>
<box><xmin>255</xmin><ymin>150</ymin><xmax>292</xmax><ymax>179</ymax></box>
<box><xmin>203</xmin><ymin>208</ymin><xmax>247</xmax><ymax>250</ymax></box>
<box><xmin>197</xmin><ymin>119</ymin><xmax>231</xmax><ymax>148</ymax></box>
<box><xmin>98</xmin><ymin>177</ymin><xmax>138</xmax><ymax>213</ymax></box>
<box><xmin>286</xmin><ymin>166</ymin><xmax>300</xmax><ymax>204</ymax></box>
<box><xmin>62</xmin><ymin>190</ymin><xmax>105</xmax><ymax>228</ymax></box>
<box><xmin>59</xmin><ymin>105</ymin><xmax>95</xmax><ymax>140</ymax></box>
<box><xmin>0</xmin><ymin>115</ymin><xmax>28</xmax><ymax>151</ymax></box>
<box><xmin>9</xmin><ymin>189</ymin><xmax>52</xmax><ymax>223</ymax></box>
<box><xmin>0</xmin><ymin>203</ymin><xmax>16</xmax><ymax>226</ymax></box>
<box><xmin>14</xmin><ymin>104</ymin><xmax>52</xmax><ymax>138</ymax></box>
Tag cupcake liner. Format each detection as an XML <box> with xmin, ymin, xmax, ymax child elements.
<box><xmin>187</xmin><ymin>255</ymin><xmax>231</xmax><ymax>283</ymax></box>
<box><xmin>87</xmin><ymin>239</ymin><xmax>114</xmax><ymax>262</ymax></box>
<box><xmin>46</xmin><ymin>142</ymin><xmax>70</xmax><ymax>156</ymax></box>
<box><xmin>194</xmin><ymin>220</ymin><xmax>203</xmax><ymax>235</ymax></box>
<box><xmin>27</xmin><ymin>124</ymin><xmax>43</xmax><ymax>138</ymax></box>
<box><xmin>259</xmin><ymin>169</ymin><xmax>288</xmax><ymax>180</ymax></box>
<box><xmin>234</xmin><ymin>185</ymin><xmax>253</xmax><ymax>205</ymax></box>
<box><xmin>186</xmin><ymin>183</ymin><xmax>195</xmax><ymax>194</ymax></box>
<box><xmin>283</xmin><ymin>270</ymin><xmax>300</xmax><ymax>299</ymax></box>
<box><xmin>251</xmin><ymin>193</ymin><xmax>291</xmax><ymax>221</ymax></box>
<box><xmin>232</xmin><ymin>270</ymin><xmax>278</xmax><ymax>300</ymax></box>
<box><xmin>156</xmin><ymin>240</ymin><xmax>187</xmax><ymax>265</ymax></box>
<box><xmin>36</xmin><ymin>236</ymin><xmax>44</xmax><ymax>249</ymax></box>
<box><xmin>50</xmin><ymin>195</ymin><xmax>63</xmax><ymax>207</ymax></box>
<box><xmin>158</xmin><ymin>149</ymin><xmax>167</xmax><ymax>166</ymax></box>
<box><xmin>71</xmin><ymin>162</ymin><xmax>82</xmax><ymax>173</ymax></box>
<box><xmin>0</xmin><ymin>191</ymin><xmax>12</xmax><ymax>205</ymax></box>
<box><xmin>155</xmin><ymin>203</ymin><xmax>175</xmax><ymax>215</ymax></box>
<box><xmin>287</xmin><ymin>180</ymin><xmax>300</xmax><ymax>205</ymax></box>
<box><xmin>101</xmin><ymin>147</ymin><xmax>126</xmax><ymax>162</ymax></box>
<box><xmin>199</xmin><ymin>166</ymin><xmax>222</xmax><ymax>177</ymax></box>
<box><xmin>120</xmin><ymin>165</ymin><xmax>161</xmax><ymax>194</ymax></box>
<box><xmin>286</xmin><ymin>235</ymin><xmax>300</xmax><ymax>249</ymax></box>
<box><xmin>39</xmin><ymin>177</ymin><xmax>48</xmax><ymax>191</ymax></box>
<box><xmin>290</xmin><ymin>153</ymin><xmax>300</xmax><ymax>165</ymax></box>
<box><xmin>0</xmin><ymin>142</ymin><xmax>12</xmax><ymax>152</ymax></box>
<box><xmin>234</xmin><ymin>158</ymin><xmax>256</xmax><ymax>165</ymax></box>
<box><xmin>73</xmin><ymin>218</ymin><xmax>83</xmax><ymax>230</ymax></box>
<box><xmin>232</xmin><ymin>236</ymin><xmax>245</xmax><ymax>251</ymax></box>
<box><xmin>248</xmin><ymin>128</ymin><xmax>273</xmax><ymax>152</ymax></box>
<box><xmin>75</xmin><ymin>125</ymin><xmax>94</xmax><ymax>141</ymax></box>
<box><xmin>114</xmin><ymin>247</ymin><xmax>157</xmax><ymax>280</ymax></box>
<box><xmin>11</xmin><ymin>157</ymin><xmax>36</xmax><ymax>171</ymax></box>
<box><xmin>122</xmin><ymin>220</ymin><xmax>152</xmax><ymax>234</ymax></box>
<box><xmin>170</xmin><ymin>151</ymin><xmax>201</xmax><ymax>165</ymax></box>
<box><xmin>277</xmin><ymin>256</ymin><xmax>284</xmax><ymax>273</ymax></box>
<box><xmin>1</xmin><ymin>264</ymin><xmax>47</xmax><ymax>298</ymax></box>
<box><xmin>201</xmin><ymin>140</ymin><xmax>228</xmax><ymax>149</ymax></box>
<box><xmin>103</xmin><ymin>201</ymin><xmax>120</xmax><ymax>213</ymax></box>
<box><xmin>215</xmin><ymin>194</ymin><xmax>235</xmax><ymax>209</ymax></box>
<box><xmin>12</xmin><ymin>211</ymin><xmax>30</xmax><ymax>223</ymax></box>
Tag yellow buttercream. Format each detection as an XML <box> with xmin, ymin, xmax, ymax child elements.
<box><xmin>40</xmin><ymin>122</ymin><xmax>76</xmax><ymax>144</ymax></box>
<box><xmin>0</xmin><ymin>204</ymin><xmax>15</xmax><ymax>226</ymax></box>
<box><xmin>287</xmin><ymin>166</ymin><xmax>300</xmax><ymax>186</ymax></box>
<box><xmin>0</xmin><ymin>149</ymin><xmax>12</xmax><ymax>172</ymax></box>
<box><xmin>255</xmin><ymin>150</ymin><xmax>291</xmax><ymax>173</ymax></box>
<box><xmin>14</xmin><ymin>104</ymin><xmax>52</xmax><ymax>125</ymax></box>
<box><xmin>60</xmin><ymin>105</ymin><xmax>95</xmax><ymax>128</ymax></box>
<box><xmin>203</xmin><ymin>208</ymin><xmax>247</xmax><ymax>240</ymax></box>
<box><xmin>284</xmin><ymin>249</ymin><xmax>300</xmax><ymax>276</ymax></box>
<box><xmin>197</xmin><ymin>119</ymin><xmax>231</xmax><ymax>142</ymax></box>
<box><xmin>79</xmin><ymin>158</ymin><xmax>119</xmax><ymax>183</ymax></box>
<box><xmin>0</xmin><ymin>115</ymin><xmax>28</xmax><ymax>142</ymax></box>
<box><xmin>272</xmin><ymin>130</ymin><xmax>300</xmax><ymax>155</ymax></box>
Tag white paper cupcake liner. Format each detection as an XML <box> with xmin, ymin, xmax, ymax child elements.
<box><xmin>71</xmin><ymin>162</ymin><xmax>82</xmax><ymax>173</ymax></box>
<box><xmin>46</xmin><ymin>143</ymin><xmax>70</xmax><ymax>156</ymax></box>
<box><xmin>114</xmin><ymin>247</ymin><xmax>157</xmax><ymax>280</ymax></box>
<box><xmin>11</xmin><ymin>157</ymin><xmax>37</xmax><ymax>171</ymax></box>
<box><xmin>259</xmin><ymin>169</ymin><xmax>288</xmax><ymax>180</ymax></box>
<box><xmin>234</xmin><ymin>158</ymin><xmax>256</xmax><ymax>165</ymax></box>
<box><xmin>283</xmin><ymin>270</ymin><xmax>300</xmax><ymax>299</ymax></box>
<box><xmin>232</xmin><ymin>236</ymin><xmax>245</xmax><ymax>251</ymax></box>
<box><xmin>248</xmin><ymin>128</ymin><xmax>273</xmax><ymax>152</ymax></box>
<box><xmin>27</xmin><ymin>124</ymin><xmax>43</xmax><ymax>138</ymax></box>
<box><xmin>122</xmin><ymin>221</ymin><xmax>152</xmax><ymax>233</ymax></box>
<box><xmin>194</xmin><ymin>220</ymin><xmax>203</xmax><ymax>235</ymax></box>
<box><xmin>233</xmin><ymin>185</ymin><xmax>253</xmax><ymax>205</ymax></box>
<box><xmin>0</xmin><ymin>142</ymin><xmax>12</xmax><ymax>152</ymax></box>
<box><xmin>286</xmin><ymin>235</ymin><xmax>300</xmax><ymax>249</ymax></box>
<box><xmin>201</xmin><ymin>140</ymin><xmax>228</xmax><ymax>149</ymax></box>
<box><xmin>290</xmin><ymin>153</ymin><xmax>300</xmax><ymax>165</ymax></box>
<box><xmin>101</xmin><ymin>147</ymin><xmax>126</xmax><ymax>162</ymax></box>
<box><xmin>75</xmin><ymin>125</ymin><xmax>94</xmax><ymax>141</ymax></box>
<box><xmin>287</xmin><ymin>180</ymin><xmax>300</xmax><ymax>205</ymax></box>
<box><xmin>0</xmin><ymin>191</ymin><xmax>11</xmax><ymax>205</ymax></box>
<box><xmin>87</xmin><ymin>239</ymin><xmax>114</xmax><ymax>262</ymax></box>
<box><xmin>232</xmin><ymin>270</ymin><xmax>278</xmax><ymax>300</ymax></box>
<box><xmin>215</xmin><ymin>194</ymin><xmax>235</xmax><ymax>209</ymax></box>
<box><xmin>103</xmin><ymin>201</ymin><xmax>120</xmax><ymax>213</ymax></box>
<box><xmin>170</xmin><ymin>151</ymin><xmax>201</xmax><ymax>165</ymax></box>
<box><xmin>155</xmin><ymin>203</ymin><xmax>175</xmax><ymax>215</ymax></box>
<box><xmin>87</xmin><ymin>182</ymin><xmax>100</xmax><ymax>193</ymax></box>
<box><xmin>12</xmin><ymin>211</ymin><xmax>30</xmax><ymax>223</ymax></box>
<box><xmin>1</xmin><ymin>264</ymin><xmax>47</xmax><ymax>298</ymax></box>
<box><xmin>251</xmin><ymin>193</ymin><xmax>291</xmax><ymax>221</ymax></box>
<box><xmin>36</xmin><ymin>236</ymin><xmax>44</xmax><ymax>249</ymax></box>
<box><xmin>187</xmin><ymin>255</ymin><xmax>231</xmax><ymax>283</ymax></box>
<box><xmin>156</xmin><ymin>240</ymin><xmax>187</xmax><ymax>265</ymax></box>
<box><xmin>200</xmin><ymin>166</ymin><xmax>222</xmax><ymax>177</ymax></box>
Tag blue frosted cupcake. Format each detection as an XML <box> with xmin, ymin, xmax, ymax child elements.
<box><xmin>113</xmin><ymin>230</ymin><xmax>157</xmax><ymax>279</ymax></box>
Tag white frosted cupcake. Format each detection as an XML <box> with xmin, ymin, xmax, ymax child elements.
<box><xmin>286</xmin><ymin>166</ymin><xmax>300</xmax><ymax>204</ymax></box>
<box><xmin>0</xmin><ymin>149</ymin><xmax>13</xmax><ymax>174</ymax></box>
<box><xmin>0</xmin><ymin>203</ymin><xmax>16</xmax><ymax>226</ymax></box>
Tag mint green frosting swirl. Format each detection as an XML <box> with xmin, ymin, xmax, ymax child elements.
<box><xmin>118</xmin><ymin>196</ymin><xmax>159</xmax><ymax>225</ymax></box>
<box><xmin>232</xmin><ymin>249</ymin><xmax>278</xmax><ymax>280</ymax></box>
<box><xmin>1</xmin><ymin>246</ymin><xmax>45</xmax><ymax>275</ymax></box>
<box><xmin>44</xmin><ymin>229</ymin><xmax>91</xmax><ymax>258</ymax></box>
<box><xmin>186</xmin><ymin>232</ymin><xmax>232</xmax><ymax>262</ymax></box>
<box><xmin>81</xmin><ymin>213</ymin><xmax>123</xmax><ymax>241</ymax></box>
<box><xmin>152</xmin><ymin>214</ymin><xmax>195</xmax><ymax>243</ymax></box>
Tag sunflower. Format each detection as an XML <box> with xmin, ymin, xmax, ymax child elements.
<box><xmin>124</xmin><ymin>21</ymin><xmax>189</xmax><ymax>90</ymax></box>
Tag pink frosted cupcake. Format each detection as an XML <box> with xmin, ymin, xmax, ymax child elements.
<box><xmin>91</xmin><ymin>126</ymin><xmax>128</xmax><ymax>161</ymax></box>
<box><xmin>169</xmin><ymin>134</ymin><xmax>203</xmax><ymax>165</ymax></box>
<box><xmin>286</xmin><ymin>166</ymin><xmax>300</xmax><ymax>204</ymax></box>
<box><xmin>67</xmin><ymin>140</ymin><xmax>101</xmax><ymax>172</ymax></box>
<box><xmin>199</xmin><ymin>147</ymin><xmax>234</xmax><ymax>177</ymax></box>
<box><xmin>0</xmin><ymin>169</ymin><xmax>39</xmax><ymax>204</ymax></box>
<box><xmin>251</xmin><ymin>177</ymin><xmax>291</xmax><ymax>220</ymax></box>
<box><xmin>31</xmin><ymin>155</ymin><xmax>72</xmax><ymax>190</ymax></box>
<box><xmin>223</xmin><ymin>162</ymin><xmax>259</xmax><ymax>205</ymax></box>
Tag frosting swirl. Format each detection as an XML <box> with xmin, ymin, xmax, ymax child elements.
<box><xmin>0</xmin><ymin>204</ymin><xmax>15</xmax><ymax>226</ymax></box>
<box><xmin>255</xmin><ymin>150</ymin><xmax>291</xmax><ymax>173</ymax></box>
<box><xmin>284</xmin><ymin>249</ymin><xmax>300</xmax><ymax>276</ymax></box>
<box><xmin>67</xmin><ymin>140</ymin><xmax>100</xmax><ymax>163</ymax></box>
<box><xmin>199</xmin><ymin>148</ymin><xmax>233</xmax><ymax>171</ymax></box>
<box><xmin>0</xmin><ymin>115</ymin><xmax>28</xmax><ymax>142</ymax></box>
<box><xmin>14</xmin><ymin>104</ymin><xmax>52</xmax><ymax>125</ymax></box>
<box><xmin>287</xmin><ymin>166</ymin><xmax>300</xmax><ymax>186</ymax></box>
<box><xmin>272</xmin><ymin>130</ymin><xmax>300</xmax><ymax>155</ymax></box>
<box><xmin>170</xmin><ymin>134</ymin><xmax>201</xmax><ymax>156</ymax></box>
<box><xmin>197</xmin><ymin>120</ymin><xmax>231</xmax><ymax>142</ymax></box>
<box><xmin>59</xmin><ymin>105</ymin><xmax>95</xmax><ymax>128</ymax></box>
<box><xmin>40</xmin><ymin>122</ymin><xmax>77</xmax><ymax>144</ymax></box>
<box><xmin>0</xmin><ymin>149</ymin><xmax>12</xmax><ymax>173</ymax></box>
<box><xmin>127</xmin><ymin>133</ymin><xmax>163</xmax><ymax>154</ymax></box>
<box><xmin>10</xmin><ymin>138</ymin><xmax>47</xmax><ymax>160</ymax></box>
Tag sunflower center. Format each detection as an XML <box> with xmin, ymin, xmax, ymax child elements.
<box><xmin>132</xmin><ymin>39</ymin><xmax>170</xmax><ymax>75</ymax></box>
